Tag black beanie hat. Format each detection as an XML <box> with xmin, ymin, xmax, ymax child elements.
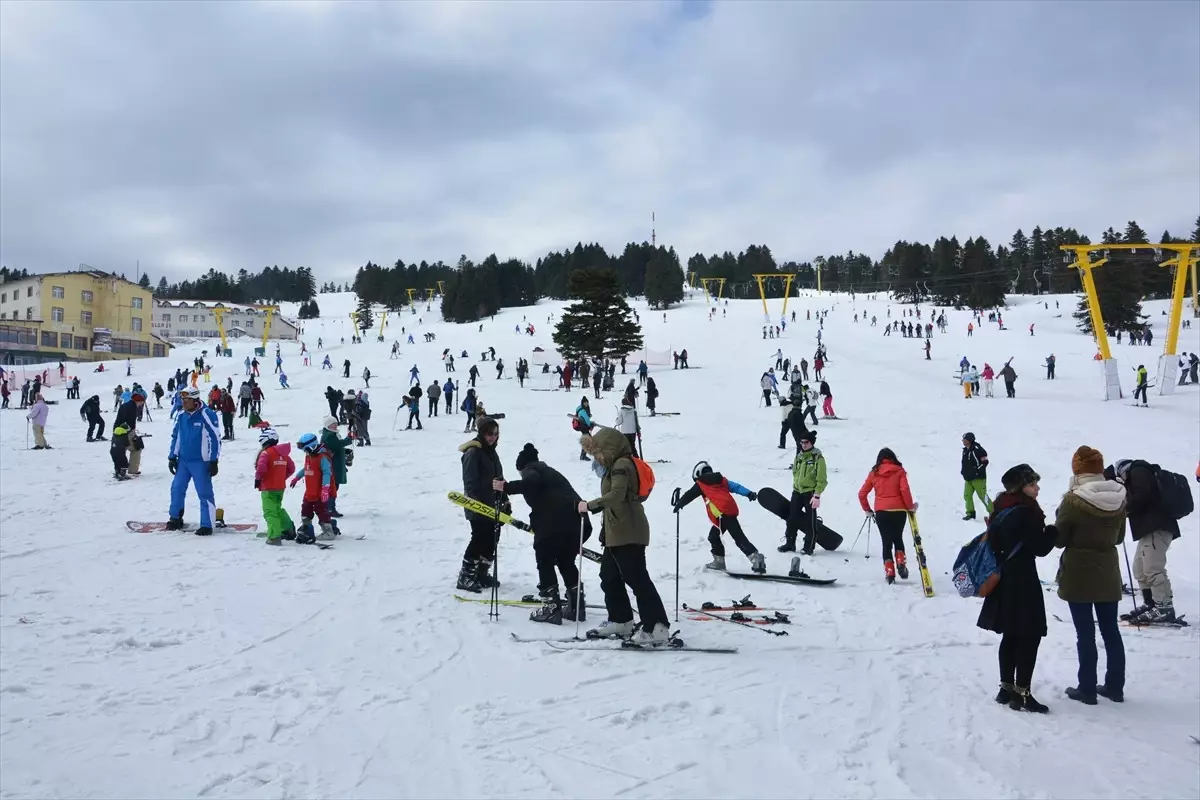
<box><xmin>1001</xmin><ymin>463</ymin><xmax>1040</xmax><ymax>492</ymax></box>
<box><xmin>515</xmin><ymin>442</ymin><xmax>539</xmax><ymax>471</ymax></box>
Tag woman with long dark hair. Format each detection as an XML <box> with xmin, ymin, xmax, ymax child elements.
<box><xmin>857</xmin><ymin>448</ymin><xmax>918</xmax><ymax>584</ymax></box>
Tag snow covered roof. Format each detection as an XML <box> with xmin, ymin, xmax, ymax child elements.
<box><xmin>153</xmin><ymin>299</ymin><xmax>279</xmax><ymax>313</ymax></box>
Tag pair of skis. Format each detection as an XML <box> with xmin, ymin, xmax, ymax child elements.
<box><xmin>510</xmin><ymin>632</ymin><xmax>736</xmax><ymax>654</ymax></box>
<box><xmin>446</xmin><ymin>491</ymin><xmax>603</xmax><ymax>564</ymax></box>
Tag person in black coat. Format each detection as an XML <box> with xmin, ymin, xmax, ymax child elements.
<box><xmin>456</xmin><ymin>417</ymin><xmax>504</xmax><ymax>593</ymax></box>
<box><xmin>976</xmin><ymin>463</ymin><xmax>1058</xmax><ymax>713</ymax></box>
<box><xmin>496</xmin><ymin>443</ymin><xmax>592</xmax><ymax>625</ymax></box>
<box><xmin>80</xmin><ymin>395</ymin><xmax>106</xmax><ymax>441</ymax></box>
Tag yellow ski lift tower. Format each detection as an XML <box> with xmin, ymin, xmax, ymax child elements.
<box><xmin>698</xmin><ymin>277</ymin><xmax>726</xmax><ymax>306</ymax></box>
<box><xmin>686</xmin><ymin>271</ymin><xmax>697</xmax><ymax>290</ymax></box>
<box><xmin>425</xmin><ymin>288</ymin><xmax>436</xmax><ymax>302</ymax></box>
<box><xmin>406</xmin><ymin>288</ymin><xmax>417</xmax><ymax>306</ymax></box>
<box><xmin>210</xmin><ymin>307</ymin><xmax>230</xmax><ymax>352</ymax></box>
<box><xmin>1061</xmin><ymin>242</ymin><xmax>1200</xmax><ymax>399</ymax></box>
<box><xmin>752</xmin><ymin>273</ymin><xmax>796</xmax><ymax>322</ymax></box>
<box><xmin>378</xmin><ymin>311</ymin><xmax>387</xmax><ymax>340</ymax></box>
<box><xmin>260</xmin><ymin>306</ymin><xmax>275</xmax><ymax>350</ymax></box>
<box><xmin>436</xmin><ymin>280</ymin><xmax>446</xmax><ymax>296</ymax></box>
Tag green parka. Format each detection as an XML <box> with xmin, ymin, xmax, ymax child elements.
<box><xmin>1054</xmin><ymin>475</ymin><xmax>1127</xmax><ymax>604</ymax></box>
<box><xmin>792</xmin><ymin>446</ymin><xmax>829</xmax><ymax>495</ymax></box>
<box><xmin>320</xmin><ymin>427</ymin><xmax>352</xmax><ymax>487</ymax></box>
<box><xmin>580</xmin><ymin>427</ymin><xmax>650</xmax><ymax>548</ymax></box>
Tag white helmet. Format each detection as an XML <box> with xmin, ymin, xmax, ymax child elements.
<box><xmin>692</xmin><ymin>460</ymin><xmax>711</xmax><ymax>481</ymax></box>
<box><xmin>258</xmin><ymin>427</ymin><xmax>279</xmax><ymax>445</ymax></box>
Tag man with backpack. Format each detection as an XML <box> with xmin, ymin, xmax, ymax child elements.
<box><xmin>1106</xmin><ymin>459</ymin><xmax>1192</xmax><ymax>623</ymax></box>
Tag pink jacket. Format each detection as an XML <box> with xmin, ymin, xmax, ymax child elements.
<box><xmin>981</xmin><ymin>365</ymin><xmax>995</xmax><ymax>380</ymax></box>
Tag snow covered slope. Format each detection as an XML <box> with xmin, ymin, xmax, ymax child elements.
<box><xmin>2</xmin><ymin>288</ymin><xmax>1197</xmax><ymax>799</ymax></box>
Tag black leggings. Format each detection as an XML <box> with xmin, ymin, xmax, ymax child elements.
<box><xmin>999</xmin><ymin>633</ymin><xmax>1041</xmax><ymax>687</ymax></box>
<box><xmin>463</xmin><ymin>517</ymin><xmax>498</xmax><ymax>562</ymax></box>
<box><xmin>708</xmin><ymin>516</ymin><xmax>757</xmax><ymax>558</ymax></box>
<box><xmin>875</xmin><ymin>510</ymin><xmax>907</xmax><ymax>561</ymax></box>
<box><xmin>599</xmin><ymin>543</ymin><xmax>669</xmax><ymax>628</ymax></box>
<box><xmin>785</xmin><ymin>491</ymin><xmax>816</xmax><ymax>550</ymax></box>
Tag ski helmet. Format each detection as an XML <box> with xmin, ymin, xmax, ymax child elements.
<box><xmin>258</xmin><ymin>427</ymin><xmax>279</xmax><ymax>446</ymax></box>
<box><xmin>297</xmin><ymin>432</ymin><xmax>320</xmax><ymax>453</ymax></box>
<box><xmin>692</xmin><ymin>460</ymin><xmax>712</xmax><ymax>481</ymax></box>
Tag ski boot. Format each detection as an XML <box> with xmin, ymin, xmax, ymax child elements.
<box><xmin>456</xmin><ymin>559</ymin><xmax>483</xmax><ymax>593</ymax></box>
<box><xmin>194</xmin><ymin>526</ymin><xmax>213</xmax><ymax>536</ymax></box>
<box><xmin>884</xmin><ymin>559</ymin><xmax>896</xmax><ymax>585</ymax></box>
<box><xmin>564</xmin><ymin>584</ymin><xmax>586</xmax><ymax>622</ymax></box>
<box><xmin>281</xmin><ymin>524</ymin><xmax>297</xmax><ymax>541</ymax></box>
<box><xmin>114</xmin><ymin>468</ymin><xmax>131</xmax><ymax>481</ymax></box>
<box><xmin>704</xmin><ymin>555</ymin><xmax>726</xmax><ymax>571</ymax></box>
<box><xmin>749</xmin><ymin>552</ymin><xmax>766</xmax><ymax>574</ymax></box>
<box><xmin>530</xmin><ymin>587</ymin><xmax>564</xmax><ymax>625</ymax></box>
<box><xmin>895</xmin><ymin>550</ymin><xmax>909</xmax><ymax>580</ymax></box>
<box><xmin>296</xmin><ymin>521</ymin><xmax>317</xmax><ymax>545</ymax></box>
<box><xmin>317</xmin><ymin>522</ymin><xmax>337</xmax><ymax>541</ymax></box>
<box><xmin>630</xmin><ymin>621</ymin><xmax>671</xmax><ymax>646</ymax></box>
<box><xmin>585</xmin><ymin>619</ymin><xmax>636</xmax><ymax>640</ymax></box>
<box><xmin>777</xmin><ymin>537</ymin><xmax>796</xmax><ymax>553</ymax></box>
<box><xmin>1140</xmin><ymin>602</ymin><xmax>1176</xmax><ymax>624</ymax></box>
<box><xmin>474</xmin><ymin>558</ymin><xmax>499</xmax><ymax>589</ymax></box>
<box><xmin>1121</xmin><ymin>589</ymin><xmax>1155</xmax><ymax>621</ymax></box>
<box><xmin>265</xmin><ymin>536</ymin><xmax>282</xmax><ymax>547</ymax></box>
<box><xmin>165</xmin><ymin>517</ymin><xmax>184</xmax><ymax>531</ymax></box>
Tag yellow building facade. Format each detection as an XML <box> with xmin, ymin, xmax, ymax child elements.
<box><xmin>0</xmin><ymin>270</ymin><xmax>171</xmax><ymax>365</ymax></box>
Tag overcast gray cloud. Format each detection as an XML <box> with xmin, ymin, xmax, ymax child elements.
<box><xmin>1</xmin><ymin>0</ymin><xmax>1197</xmax><ymax>283</ymax></box>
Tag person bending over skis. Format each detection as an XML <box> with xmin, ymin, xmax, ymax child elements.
<box><xmin>674</xmin><ymin>461</ymin><xmax>766</xmax><ymax>574</ymax></box>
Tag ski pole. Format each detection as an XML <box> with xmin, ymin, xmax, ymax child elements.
<box><xmin>1121</xmin><ymin>539</ymin><xmax>1137</xmax><ymax>617</ymax></box>
<box><xmin>490</xmin><ymin>490</ymin><xmax>503</xmax><ymax>621</ymax></box>
<box><xmin>575</xmin><ymin>513</ymin><xmax>587</xmax><ymax>640</ymax></box>
<box><xmin>671</xmin><ymin>487</ymin><xmax>681</xmax><ymax>622</ymax></box>
<box><xmin>851</xmin><ymin>516</ymin><xmax>870</xmax><ymax>553</ymax></box>
<box><xmin>683</xmin><ymin>604</ymin><xmax>788</xmax><ymax>636</ymax></box>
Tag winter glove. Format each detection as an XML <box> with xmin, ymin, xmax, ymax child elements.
<box><xmin>168</xmin><ymin>457</ymin><xmax>178</xmax><ymax>475</ymax></box>
<box><xmin>254</xmin><ymin>479</ymin><xmax>261</xmax><ymax>490</ymax></box>
<box><xmin>320</xmin><ymin>486</ymin><xmax>331</xmax><ymax>503</ymax></box>
<box><xmin>209</xmin><ymin>460</ymin><xmax>219</xmax><ymax>477</ymax></box>
<box><xmin>289</xmin><ymin>477</ymin><xmax>300</xmax><ymax>489</ymax></box>
<box><xmin>810</xmin><ymin>495</ymin><xmax>821</xmax><ymax>509</ymax></box>
<box><xmin>864</xmin><ymin>510</ymin><xmax>875</xmax><ymax>520</ymax></box>
<box><xmin>747</xmin><ymin>491</ymin><xmax>758</xmax><ymax>502</ymax></box>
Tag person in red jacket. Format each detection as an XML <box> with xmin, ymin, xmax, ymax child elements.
<box><xmin>673</xmin><ymin>461</ymin><xmax>766</xmax><ymax>574</ymax></box>
<box><xmin>254</xmin><ymin>427</ymin><xmax>296</xmax><ymax>545</ymax></box>
<box><xmin>857</xmin><ymin>448</ymin><xmax>919</xmax><ymax>584</ymax></box>
<box><xmin>289</xmin><ymin>432</ymin><xmax>338</xmax><ymax>542</ymax></box>
<box><xmin>219</xmin><ymin>389</ymin><xmax>237</xmax><ymax>440</ymax></box>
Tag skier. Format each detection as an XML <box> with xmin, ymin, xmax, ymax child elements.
<box><xmin>405</xmin><ymin>385</ymin><xmax>422</xmax><ymax>430</ymax></box>
<box><xmin>999</xmin><ymin>360</ymin><xmax>1018</xmax><ymax>399</ymax></box>
<box><xmin>427</xmin><ymin>380</ymin><xmax>441</xmax><ymax>417</ymax></box>
<box><xmin>319</xmin><ymin>416</ymin><xmax>351</xmax><ymax>518</ymax></box>
<box><xmin>759</xmin><ymin>370</ymin><xmax>776</xmax><ymax>406</ymax></box>
<box><xmin>495</xmin><ymin>442</ymin><xmax>592</xmax><ymax>624</ymax></box>
<box><xmin>777</xmin><ymin>429</ymin><xmax>827</xmax><ymax>554</ymax></box>
<box><xmin>819</xmin><ymin>379</ymin><xmax>836</xmax><ymax>418</ymax></box>
<box><xmin>674</xmin><ymin>461</ymin><xmax>765</xmax><ymax>574</ymax></box>
<box><xmin>961</xmin><ymin>432</ymin><xmax>992</xmax><ymax>520</ymax></box>
<box><xmin>1044</xmin><ymin>354</ymin><xmax>1056</xmax><ymax>380</ymax></box>
<box><xmin>615</xmin><ymin>396</ymin><xmax>640</xmax><ymax>457</ymax></box>
<box><xmin>857</xmin><ymin>448</ymin><xmax>918</xmax><ymax>583</ymax></box>
<box><xmin>409</xmin><ymin>364</ymin><xmax>420</xmax><ymax>386</ymax></box>
<box><xmin>456</xmin><ymin>416</ymin><xmax>504</xmax><ymax>593</ymax></box>
<box><xmin>255</xmin><ymin>427</ymin><xmax>297</xmax><ymax>545</ymax></box>
<box><xmin>578</xmin><ymin>428</ymin><xmax>672</xmax><ymax>643</ymax></box>
<box><xmin>354</xmin><ymin>392</ymin><xmax>372</xmax><ymax>444</ymax></box>
<box><xmin>644</xmin><ymin>376</ymin><xmax>658</xmax><ymax>416</ymax></box>
<box><xmin>572</xmin><ymin>396</ymin><xmax>594</xmax><ymax>461</ymax></box>
<box><xmin>443</xmin><ymin>378</ymin><xmax>455</xmax><ymax>415</ymax></box>
<box><xmin>80</xmin><ymin>394</ymin><xmax>106</xmax><ymax>442</ymax></box>
<box><xmin>976</xmin><ymin>463</ymin><xmax>1056</xmax><ymax>713</ymax></box>
<box><xmin>289</xmin><ymin>432</ymin><xmax>339</xmax><ymax>542</ymax></box>
<box><xmin>113</xmin><ymin>389</ymin><xmax>146</xmax><ymax>473</ymax></box>
<box><xmin>1106</xmin><ymin>458</ymin><xmax>1181</xmax><ymax>623</ymax></box>
<box><xmin>461</xmin><ymin>388</ymin><xmax>478</xmax><ymax>432</ymax></box>
<box><xmin>166</xmin><ymin>388</ymin><xmax>220</xmax><ymax>534</ymax></box>
<box><xmin>1132</xmin><ymin>365</ymin><xmax>1149</xmax><ymax>406</ymax></box>
<box><xmin>981</xmin><ymin>363</ymin><xmax>995</xmax><ymax>397</ymax></box>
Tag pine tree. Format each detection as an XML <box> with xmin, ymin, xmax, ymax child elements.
<box><xmin>355</xmin><ymin>295</ymin><xmax>374</xmax><ymax>333</ymax></box>
<box><xmin>553</xmin><ymin>268</ymin><xmax>644</xmax><ymax>361</ymax></box>
<box><xmin>643</xmin><ymin>247</ymin><xmax>685</xmax><ymax>308</ymax></box>
<box><xmin>155</xmin><ymin>276</ymin><xmax>168</xmax><ymax>296</ymax></box>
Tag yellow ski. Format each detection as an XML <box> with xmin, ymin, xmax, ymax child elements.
<box><xmin>907</xmin><ymin>512</ymin><xmax>935</xmax><ymax>598</ymax></box>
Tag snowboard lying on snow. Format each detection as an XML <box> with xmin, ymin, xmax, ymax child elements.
<box><xmin>127</xmin><ymin>521</ymin><xmax>258</xmax><ymax>533</ymax></box>
<box><xmin>756</xmin><ymin>487</ymin><xmax>843</xmax><ymax>551</ymax></box>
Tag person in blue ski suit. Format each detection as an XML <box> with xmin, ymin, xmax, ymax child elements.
<box><xmin>167</xmin><ymin>388</ymin><xmax>221</xmax><ymax>534</ymax></box>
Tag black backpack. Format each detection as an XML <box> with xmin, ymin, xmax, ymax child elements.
<box><xmin>1133</xmin><ymin>460</ymin><xmax>1194</xmax><ymax>521</ymax></box>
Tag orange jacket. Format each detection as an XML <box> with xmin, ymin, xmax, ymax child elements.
<box><xmin>255</xmin><ymin>442</ymin><xmax>294</xmax><ymax>492</ymax></box>
<box><xmin>858</xmin><ymin>460</ymin><xmax>915</xmax><ymax>513</ymax></box>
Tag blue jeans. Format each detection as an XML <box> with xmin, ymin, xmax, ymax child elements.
<box><xmin>1068</xmin><ymin>601</ymin><xmax>1125</xmax><ymax>696</ymax></box>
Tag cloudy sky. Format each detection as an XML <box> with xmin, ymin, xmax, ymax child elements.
<box><xmin>1</xmin><ymin>0</ymin><xmax>1197</xmax><ymax>283</ymax></box>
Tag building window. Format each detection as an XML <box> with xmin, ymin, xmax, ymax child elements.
<box><xmin>162</xmin><ymin>313</ymin><xmax>171</xmax><ymax>322</ymax></box>
<box><xmin>51</xmin><ymin>307</ymin><xmax>64</xmax><ymax>322</ymax></box>
<box><xmin>132</xmin><ymin>297</ymin><xmax>143</xmax><ymax>309</ymax></box>
<box><xmin>27</xmin><ymin>287</ymin><xmax>33</xmax><ymax>297</ymax></box>
<box><xmin>41</xmin><ymin>331</ymin><xmax>57</xmax><ymax>348</ymax></box>
<box><xmin>52</xmin><ymin>286</ymin><xmax>65</xmax><ymax>299</ymax></box>
<box><xmin>245</xmin><ymin>320</ymin><xmax>254</xmax><ymax>328</ymax></box>
<box><xmin>81</xmin><ymin>290</ymin><xmax>93</xmax><ymax>304</ymax></box>
<box><xmin>76</xmin><ymin>337</ymin><xmax>89</xmax><ymax>350</ymax></box>
<box><xmin>25</xmin><ymin>308</ymin><xmax>32</xmax><ymax>320</ymax></box>
<box><xmin>61</xmin><ymin>334</ymin><xmax>73</xmax><ymax>349</ymax></box>
<box><xmin>81</xmin><ymin>310</ymin><xmax>93</xmax><ymax>325</ymax></box>
<box><xmin>131</xmin><ymin>317</ymin><xmax>142</xmax><ymax>332</ymax></box>
<box><xmin>194</xmin><ymin>314</ymin><xmax>203</xmax><ymax>322</ymax></box>
<box><xmin>1</xmin><ymin>292</ymin><xmax>6</xmax><ymax>302</ymax></box>
<box><xmin>153</xmin><ymin>344</ymin><xmax>166</xmax><ymax>357</ymax></box>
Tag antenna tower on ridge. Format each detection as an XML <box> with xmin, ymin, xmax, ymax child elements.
<box><xmin>651</xmin><ymin>212</ymin><xmax>656</xmax><ymax>247</ymax></box>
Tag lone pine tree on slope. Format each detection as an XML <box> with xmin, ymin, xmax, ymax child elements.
<box><xmin>355</xmin><ymin>295</ymin><xmax>374</xmax><ymax>335</ymax></box>
<box><xmin>552</xmin><ymin>268</ymin><xmax>644</xmax><ymax>362</ymax></box>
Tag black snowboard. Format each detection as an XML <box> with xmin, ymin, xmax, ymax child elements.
<box><xmin>725</xmin><ymin>572</ymin><xmax>837</xmax><ymax>586</ymax></box>
<box><xmin>756</xmin><ymin>487</ymin><xmax>843</xmax><ymax>551</ymax></box>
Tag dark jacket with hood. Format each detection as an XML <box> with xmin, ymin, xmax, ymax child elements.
<box><xmin>505</xmin><ymin>460</ymin><xmax>592</xmax><ymax>545</ymax></box>
<box><xmin>459</xmin><ymin>434</ymin><xmax>503</xmax><ymax>521</ymax></box>
<box><xmin>1120</xmin><ymin>460</ymin><xmax>1181</xmax><ymax>542</ymax></box>
<box><xmin>961</xmin><ymin>442</ymin><xmax>989</xmax><ymax>481</ymax></box>
<box><xmin>976</xmin><ymin>491</ymin><xmax>1058</xmax><ymax>637</ymax></box>
<box><xmin>80</xmin><ymin>395</ymin><xmax>102</xmax><ymax>422</ymax></box>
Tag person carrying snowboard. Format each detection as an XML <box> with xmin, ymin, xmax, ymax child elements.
<box><xmin>961</xmin><ymin>432</ymin><xmax>992</xmax><ymax>520</ymax></box>
<box><xmin>255</xmin><ymin>427</ymin><xmax>297</xmax><ymax>545</ymax></box>
<box><xmin>289</xmin><ymin>432</ymin><xmax>339</xmax><ymax>542</ymax></box>
<box><xmin>578</xmin><ymin>428</ymin><xmax>672</xmax><ymax>644</ymax></box>
<box><xmin>166</xmin><ymin>387</ymin><xmax>221</xmax><ymax>535</ymax></box>
<box><xmin>857</xmin><ymin>448</ymin><xmax>918</xmax><ymax>583</ymax></box>
<box><xmin>674</xmin><ymin>461</ymin><xmax>765</xmax><ymax>573</ymax></box>
<box><xmin>778</xmin><ymin>430</ymin><xmax>827</xmax><ymax>555</ymax></box>
<box><xmin>495</xmin><ymin>442</ymin><xmax>591</xmax><ymax>624</ymax></box>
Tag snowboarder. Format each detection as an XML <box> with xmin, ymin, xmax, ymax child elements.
<box><xmin>495</xmin><ymin>443</ymin><xmax>592</xmax><ymax>624</ymax></box>
<box><xmin>857</xmin><ymin>448</ymin><xmax>918</xmax><ymax>583</ymax></box>
<box><xmin>674</xmin><ymin>461</ymin><xmax>765</xmax><ymax>574</ymax></box>
<box><xmin>166</xmin><ymin>388</ymin><xmax>220</xmax><ymax>534</ymax></box>
<box><xmin>456</xmin><ymin>416</ymin><xmax>504</xmax><ymax>593</ymax></box>
<box><xmin>255</xmin><ymin>427</ymin><xmax>297</xmax><ymax>545</ymax></box>
<box><xmin>578</xmin><ymin>428</ymin><xmax>672</xmax><ymax>643</ymax></box>
<box><xmin>777</xmin><ymin>429</ymin><xmax>827</xmax><ymax>555</ymax></box>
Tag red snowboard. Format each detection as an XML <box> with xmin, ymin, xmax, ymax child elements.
<box><xmin>127</xmin><ymin>521</ymin><xmax>258</xmax><ymax>533</ymax></box>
